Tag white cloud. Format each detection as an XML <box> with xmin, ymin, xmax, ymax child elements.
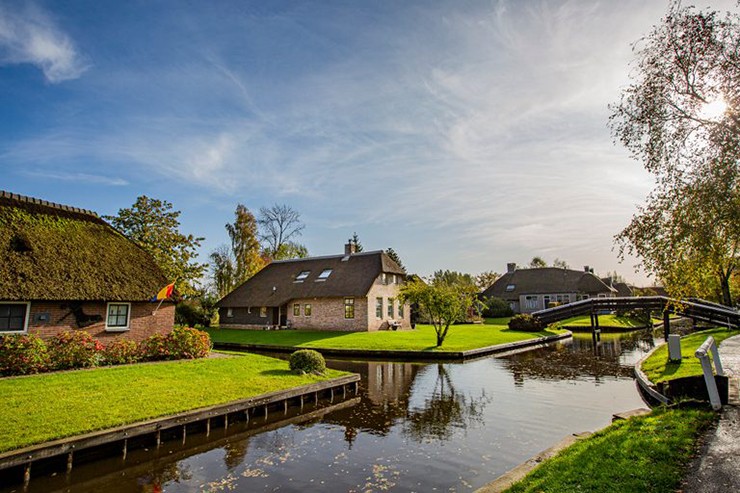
<box><xmin>0</xmin><ymin>2</ymin><xmax>88</xmax><ymax>82</ymax></box>
<box><xmin>22</xmin><ymin>170</ymin><xmax>128</xmax><ymax>186</ymax></box>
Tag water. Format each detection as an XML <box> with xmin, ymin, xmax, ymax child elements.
<box><xmin>4</xmin><ymin>330</ymin><xmax>659</xmax><ymax>493</ymax></box>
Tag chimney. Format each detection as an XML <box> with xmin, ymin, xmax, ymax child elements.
<box><xmin>584</xmin><ymin>265</ymin><xmax>592</xmax><ymax>273</ymax></box>
<box><xmin>345</xmin><ymin>240</ymin><xmax>357</xmax><ymax>255</ymax></box>
<box><xmin>507</xmin><ymin>262</ymin><xmax>517</xmax><ymax>273</ymax></box>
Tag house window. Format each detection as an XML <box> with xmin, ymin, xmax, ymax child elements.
<box><xmin>524</xmin><ymin>295</ymin><xmax>538</xmax><ymax>310</ymax></box>
<box><xmin>260</xmin><ymin>306</ymin><xmax>267</xmax><ymax>318</ymax></box>
<box><xmin>295</xmin><ymin>270</ymin><xmax>310</xmax><ymax>281</ymax></box>
<box><xmin>345</xmin><ymin>298</ymin><xmax>355</xmax><ymax>319</ymax></box>
<box><xmin>392</xmin><ymin>274</ymin><xmax>397</xmax><ymax>284</ymax></box>
<box><xmin>388</xmin><ymin>298</ymin><xmax>394</xmax><ymax>318</ymax></box>
<box><xmin>399</xmin><ymin>302</ymin><xmax>404</xmax><ymax>318</ymax></box>
<box><xmin>304</xmin><ymin>304</ymin><xmax>312</xmax><ymax>317</ymax></box>
<box><xmin>106</xmin><ymin>303</ymin><xmax>130</xmax><ymax>331</ymax></box>
<box><xmin>0</xmin><ymin>302</ymin><xmax>29</xmax><ymax>333</ymax></box>
<box><xmin>382</xmin><ymin>273</ymin><xmax>388</xmax><ymax>284</ymax></box>
<box><xmin>226</xmin><ymin>308</ymin><xmax>233</xmax><ymax>318</ymax></box>
<box><xmin>376</xmin><ymin>297</ymin><xmax>383</xmax><ymax>319</ymax></box>
<box><xmin>317</xmin><ymin>269</ymin><xmax>332</xmax><ymax>280</ymax></box>
<box><xmin>506</xmin><ymin>284</ymin><xmax>516</xmax><ymax>292</ymax></box>
<box><xmin>293</xmin><ymin>303</ymin><xmax>300</xmax><ymax>316</ymax></box>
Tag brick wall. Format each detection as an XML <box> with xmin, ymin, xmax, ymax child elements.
<box><xmin>218</xmin><ymin>306</ymin><xmax>273</xmax><ymax>329</ymax></box>
<box><xmin>16</xmin><ymin>301</ymin><xmax>174</xmax><ymax>342</ymax></box>
<box><xmin>287</xmin><ymin>297</ymin><xmax>368</xmax><ymax>331</ymax></box>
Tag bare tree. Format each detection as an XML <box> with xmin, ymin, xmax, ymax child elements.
<box><xmin>257</xmin><ymin>204</ymin><xmax>306</xmax><ymax>257</ymax></box>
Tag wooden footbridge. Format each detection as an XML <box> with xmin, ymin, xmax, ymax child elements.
<box><xmin>532</xmin><ymin>296</ymin><xmax>740</xmax><ymax>341</ymax></box>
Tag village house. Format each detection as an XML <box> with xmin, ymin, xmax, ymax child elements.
<box><xmin>482</xmin><ymin>263</ymin><xmax>617</xmax><ymax>313</ymax></box>
<box><xmin>0</xmin><ymin>191</ymin><xmax>174</xmax><ymax>341</ymax></box>
<box><xmin>217</xmin><ymin>242</ymin><xmax>410</xmax><ymax>331</ymax></box>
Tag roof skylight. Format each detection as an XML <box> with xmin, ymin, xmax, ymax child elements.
<box><xmin>295</xmin><ymin>270</ymin><xmax>310</xmax><ymax>281</ymax></box>
<box><xmin>318</xmin><ymin>269</ymin><xmax>333</xmax><ymax>279</ymax></box>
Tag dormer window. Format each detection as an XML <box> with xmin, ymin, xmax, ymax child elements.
<box><xmin>505</xmin><ymin>284</ymin><xmax>516</xmax><ymax>292</ymax></box>
<box><xmin>295</xmin><ymin>270</ymin><xmax>310</xmax><ymax>282</ymax></box>
<box><xmin>317</xmin><ymin>269</ymin><xmax>333</xmax><ymax>280</ymax></box>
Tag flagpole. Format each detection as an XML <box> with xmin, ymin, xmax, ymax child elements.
<box><xmin>153</xmin><ymin>298</ymin><xmax>165</xmax><ymax>316</ymax></box>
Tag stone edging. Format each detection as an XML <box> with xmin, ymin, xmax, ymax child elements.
<box><xmin>213</xmin><ymin>331</ymin><xmax>572</xmax><ymax>361</ymax></box>
<box><xmin>633</xmin><ymin>342</ymin><xmax>671</xmax><ymax>405</ymax></box>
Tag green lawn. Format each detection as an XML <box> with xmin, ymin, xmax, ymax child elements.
<box><xmin>641</xmin><ymin>327</ymin><xmax>740</xmax><ymax>384</ymax></box>
<box><xmin>0</xmin><ymin>353</ymin><xmax>346</xmax><ymax>453</ymax></box>
<box><xmin>557</xmin><ymin>314</ymin><xmax>657</xmax><ymax>328</ymax></box>
<box><xmin>505</xmin><ymin>407</ymin><xmax>715</xmax><ymax>493</ymax></box>
<box><xmin>206</xmin><ymin>320</ymin><xmax>565</xmax><ymax>353</ymax></box>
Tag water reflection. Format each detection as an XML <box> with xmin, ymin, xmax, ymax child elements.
<box><xmin>2</xmin><ymin>330</ymin><xmax>659</xmax><ymax>493</ymax></box>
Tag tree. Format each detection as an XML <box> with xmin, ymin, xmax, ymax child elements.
<box><xmin>610</xmin><ymin>2</ymin><xmax>740</xmax><ymax>305</ymax></box>
<box><xmin>529</xmin><ymin>257</ymin><xmax>547</xmax><ymax>268</ymax></box>
<box><xmin>399</xmin><ymin>275</ymin><xmax>477</xmax><ymax>347</ymax></box>
<box><xmin>552</xmin><ymin>258</ymin><xmax>569</xmax><ymax>269</ymax></box>
<box><xmin>475</xmin><ymin>270</ymin><xmax>500</xmax><ymax>291</ymax></box>
<box><xmin>351</xmin><ymin>232</ymin><xmax>364</xmax><ymax>252</ymax></box>
<box><xmin>272</xmin><ymin>241</ymin><xmax>309</xmax><ymax>261</ymax></box>
<box><xmin>209</xmin><ymin>244</ymin><xmax>236</xmax><ymax>299</ymax></box>
<box><xmin>385</xmin><ymin>247</ymin><xmax>405</xmax><ymax>271</ymax></box>
<box><xmin>226</xmin><ymin>204</ymin><xmax>264</xmax><ymax>283</ymax></box>
<box><xmin>257</xmin><ymin>204</ymin><xmax>306</xmax><ymax>258</ymax></box>
<box><xmin>105</xmin><ymin>196</ymin><xmax>205</xmax><ymax>296</ymax></box>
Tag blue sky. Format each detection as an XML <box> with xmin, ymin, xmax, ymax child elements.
<box><xmin>1</xmin><ymin>0</ymin><xmax>735</xmax><ymax>285</ymax></box>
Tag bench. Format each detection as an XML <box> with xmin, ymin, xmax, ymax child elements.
<box><xmin>388</xmin><ymin>320</ymin><xmax>401</xmax><ymax>331</ymax></box>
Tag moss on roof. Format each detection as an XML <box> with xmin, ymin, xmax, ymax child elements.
<box><xmin>0</xmin><ymin>193</ymin><xmax>167</xmax><ymax>301</ymax></box>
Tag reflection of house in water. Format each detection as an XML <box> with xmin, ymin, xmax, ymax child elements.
<box><xmin>322</xmin><ymin>360</ymin><xmax>423</xmax><ymax>443</ymax></box>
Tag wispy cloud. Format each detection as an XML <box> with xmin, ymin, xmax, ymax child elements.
<box><xmin>0</xmin><ymin>1</ymin><xmax>88</xmax><ymax>82</ymax></box>
<box><xmin>23</xmin><ymin>170</ymin><xmax>128</xmax><ymax>186</ymax></box>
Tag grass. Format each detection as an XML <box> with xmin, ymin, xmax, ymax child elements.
<box><xmin>0</xmin><ymin>353</ymin><xmax>346</xmax><ymax>453</ymax></box>
<box><xmin>206</xmin><ymin>319</ymin><xmax>566</xmax><ymax>353</ymax></box>
<box><xmin>641</xmin><ymin>327</ymin><xmax>740</xmax><ymax>384</ymax></box>
<box><xmin>557</xmin><ymin>314</ymin><xmax>658</xmax><ymax>329</ymax></box>
<box><xmin>505</xmin><ymin>407</ymin><xmax>716</xmax><ymax>493</ymax></box>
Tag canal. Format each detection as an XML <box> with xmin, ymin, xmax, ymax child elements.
<box><xmin>5</xmin><ymin>330</ymin><xmax>659</xmax><ymax>493</ymax></box>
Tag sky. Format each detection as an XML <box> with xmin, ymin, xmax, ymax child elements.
<box><xmin>1</xmin><ymin>0</ymin><xmax>737</xmax><ymax>286</ymax></box>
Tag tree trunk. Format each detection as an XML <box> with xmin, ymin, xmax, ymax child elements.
<box><xmin>720</xmin><ymin>273</ymin><xmax>733</xmax><ymax>307</ymax></box>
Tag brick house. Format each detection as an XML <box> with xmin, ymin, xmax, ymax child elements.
<box><xmin>481</xmin><ymin>263</ymin><xmax>616</xmax><ymax>313</ymax></box>
<box><xmin>0</xmin><ymin>191</ymin><xmax>174</xmax><ymax>342</ymax></box>
<box><xmin>217</xmin><ymin>243</ymin><xmax>410</xmax><ymax>331</ymax></box>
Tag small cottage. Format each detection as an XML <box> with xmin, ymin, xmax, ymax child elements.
<box><xmin>217</xmin><ymin>243</ymin><xmax>409</xmax><ymax>331</ymax></box>
<box><xmin>482</xmin><ymin>263</ymin><xmax>617</xmax><ymax>313</ymax></box>
<box><xmin>0</xmin><ymin>191</ymin><xmax>174</xmax><ymax>341</ymax></box>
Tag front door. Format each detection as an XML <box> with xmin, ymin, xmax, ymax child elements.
<box><xmin>279</xmin><ymin>304</ymin><xmax>288</xmax><ymax>327</ymax></box>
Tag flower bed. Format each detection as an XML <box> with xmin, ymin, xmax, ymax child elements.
<box><xmin>0</xmin><ymin>327</ymin><xmax>211</xmax><ymax>376</ymax></box>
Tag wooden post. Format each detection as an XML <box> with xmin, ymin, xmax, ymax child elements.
<box><xmin>245</xmin><ymin>409</ymin><xmax>250</xmax><ymax>423</ymax></box>
<box><xmin>330</xmin><ymin>387</ymin><xmax>334</xmax><ymax>403</ymax></box>
<box><xmin>355</xmin><ymin>381</ymin><xmax>359</xmax><ymax>394</ymax></box>
<box><xmin>663</xmin><ymin>311</ymin><xmax>670</xmax><ymax>341</ymax></box>
<box><xmin>284</xmin><ymin>399</ymin><xmax>288</xmax><ymax>415</ymax></box>
<box><xmin>264</xmin><ymin>405</ymin><xmax>269</xmax><ymax>421</ymax></box>
<box><xmin>23</xmin><ymin>462</ymin><xmax>31</xmax><ymax>487</ymax></box>
<box><xmin>300</xmin><ymin>395</ymin><xmax>304</xmax><ymax>410</ymax></box>
<box><xmin>122</xmin><ymin>439</ymin><xmax>128</xmax><ymax>461</ymax></box>
<box><xmin>156</xmin><ymin>429</ymin><xmax>161</xmax><ymax>448</ymax></box>
<box><xmin>224</xmin><ymin>414</ymin><xmax>229</xmax><ymax>430</ymax></box>
<box><xmin>182</xmin><ymin>425</ymin><xmax>186</xmax><ymax>445</ymax></box>
<box><xmin>206</xmin><ymin>418</ymin><xmax>210</xmax><ymax>437</ymax></box>
<box><xmin>314</xmin><ymin>391</ymin><xmax>318</xmax><ymax>405</ymax></box>
<box><xmin>67</xmin><ymin>451</ymin><xmax>73</xmax><ymax>473</ymax></box>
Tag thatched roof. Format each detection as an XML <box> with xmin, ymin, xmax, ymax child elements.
<box><xmin>482</xmin><ymin>267</ymin><xmax>616</xmax><ymax>300</ymax></box>
<box><xmin>218</xmin><ymin>250</ymin><xmax>405</xmax><ymax>308</ymax></box>
<box><xmin>0</xmin><ymin>191</ymin><xmax>167</xmax><ymax>301</ymax></box>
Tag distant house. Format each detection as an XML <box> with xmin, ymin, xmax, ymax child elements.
<box><xmin>0</xmin><ymin>191</ymin><xmax>174</xmax><ymax>341</ymax></box>
<box><xmin>217</xmin><ymin>243</ymin><xmax>409</xmax><ymax>331</ymax></box>
<box><xmin>481</xmin><ymin>263</ymin><xmax>617</xmax><ymax>313</ymax></box>
<box><xmin>601</xmin><ymin>278</ymin><xmax>634</xmax><ymax>298</ymax></box>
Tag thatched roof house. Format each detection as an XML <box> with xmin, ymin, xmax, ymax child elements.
<box><xmin>0</xmin><ymin>191</ymin><xmax>174</xmax><ymax>340</ymax></box>
<box><xmin>218</xmin><ymin>243</ymin><xmax>409</xmax><ymax>331</ymax></box>
<box><xmin>482</xmin><ymin>263</ymin><xmax>616</xmax><ymax>313</ymax></box>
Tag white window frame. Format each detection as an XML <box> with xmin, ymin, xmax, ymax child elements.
<box><xmin>316</xmin><ymin>269</ymin><xmax>332</xmax><ymax>280</ymax></box>
<box><xmin>295</xmin><ymin>270</ymin><xmax>310</xmax><ymax>282</ymax></box>
<box><xmin>226</xmin><ymin>308</ymin><xmax>234</xmax><ymax>318</ymax></box>
<box><xmin>0</xmin><ymin>301</ymin><xmax>31</xmax><ymax>334</ymax></box>
<box><xmin>375</xmin><ymin>297</ymin><xmax>383</xmax><ymax>319</ymax></box>
<box><xmin>260</xmin><ymin>306</ymin><xmax>267</xmax><ymax>318</ymax></box>
<box><xmin>304</xmin><ymin>303</ymin><xmax>312</xmax><ymax>317</ymax></box>
<box><xmin>105</xmin><ymin>302</ymin><xmax>131</xmax><ymax>332</ymax></box>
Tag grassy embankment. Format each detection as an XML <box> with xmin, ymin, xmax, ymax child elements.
<box><xmin>504</xmin><ymin>407</ymin><xmax>715</xmax><ymax>493</ymax></box>
<box><xmin>641</xmin><ymin>327</ymin><xmax>740</xmax><ymax>384</ymax></box>
<box><xmin>556</xmin><ymin>314</ymin><xmax>660</xmax><ymax>329</ymax></box>
<box><xmin>0</xmin><ymin>353</ymin><xmax>346</xmax><ymax>453</ymax></box>
<box><xmin>207</xmin><ymin>318</ymin><xmax>566</xmax><ymax>352</ymax></box>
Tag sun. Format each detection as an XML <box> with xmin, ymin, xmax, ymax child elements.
<box><xmin>699</xmin><ymin>98</ymin><xmax>727</xmax><ymax>120</ymax></box>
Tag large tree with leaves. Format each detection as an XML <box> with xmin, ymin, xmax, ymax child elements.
<box><xmin>610</xmin><ymin>2</ymin><xmax>740</xmax><ymax>305</ymax></box>
<box><xmin>227</xmin><ymin>204</ymin><xmax>264</xmax><ymax>282</ymax></box>
<box><xmin>105</xmin><ymin>196</ymin><xmax>205</xmax><ymax>296</ymax></box>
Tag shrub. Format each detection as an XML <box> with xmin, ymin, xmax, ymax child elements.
<box><xmin>289</xmin><ymin>349</ymin><xmax>326</xmax><ymax>375</ymax></box>
<box><xmin>0</xmin><ymin>334</ymin><xmax>49</xmax><ymax>376</ymax></box>
<box><xmin>508</xmin><ymin>314</ymin><xmax>544</xmax><ymax>332</ymax></box>
<box><xmin>101</xmin><ymin>338</ymin><xmax>141</xmax><ymax>365</ymax></box>
<box><xmin>167</xmin><ymin>327</ymin><xmax>211</xmax><ymax>359</ymax></box>
<box><xmin>482</xmin><ymin>296</ymin><xmax>514</xmax><ymax>318</ymax></box>
<box><xmin>140</xmin><ymin>328</ymin><xmax>211</xmax><ymax>361</ymax></box>
<box><xmin>47</xmin><ymin>330</ymin><xmax>103</xmax><ymax>370</ymax></box>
